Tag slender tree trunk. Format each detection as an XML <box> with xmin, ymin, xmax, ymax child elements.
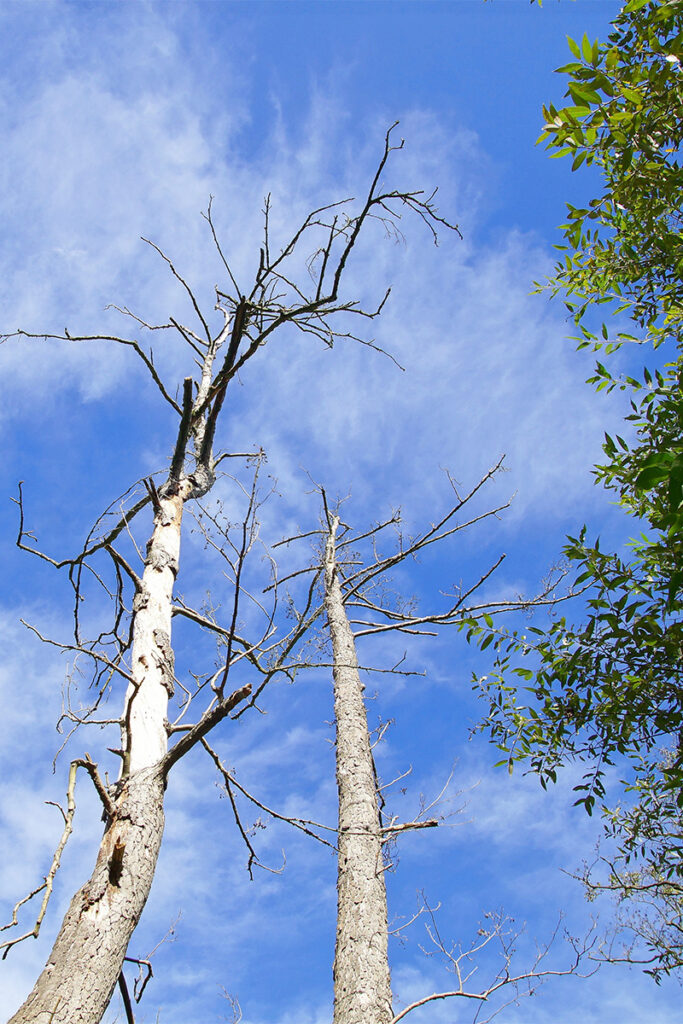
<box><xmin>324</xmin><ymin>516</ymin><xmax>393</xmax><ymax>1024</ymax></box>
<box><xmin>9</xmin><ymin>491</ymin><xmax>188</xmax><ymax>1024</ymax></box>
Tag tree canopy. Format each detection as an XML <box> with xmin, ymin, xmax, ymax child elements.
<box><xmin>474</xmin><ymin>0</ymin><xmax>683</xmax><ymax>981</ymax></box>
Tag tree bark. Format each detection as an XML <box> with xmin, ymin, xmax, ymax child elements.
<box><xmin>324</xmin><ymin>517</ymin><xmax>393</xmax><ymax>1024</ymax></box>
<box><xmin>124</xmin><ymin>489</ymin><xmax>187</xmax><ymax>773</ymax></box>
<box><xmin>8</xmin><ymin>492</ymin><xmax>187</xmax><ymax>1024</ymax></box>
<box><xmin>8</xmin><ymin>769</ymin><xmax>165</xmax><ymax>1024</ymax></box>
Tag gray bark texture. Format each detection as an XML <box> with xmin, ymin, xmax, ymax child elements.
<box><xmin>8</xmin><ymin>494</ymin><xmax>187</xmax><ymax>1024</ymax></box>
<box><xmin>324</xmin><ymin>517</ymin><xmax>393</xmax><ymax>1024</ymax></box>
<box><xmin>8</xmin><ymin>769</ymin><xmax>165</xmax><ymax>1024</ymax></box>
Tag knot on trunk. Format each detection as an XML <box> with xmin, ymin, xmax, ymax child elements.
<box><xmin>149</xmin><ymin>548</ymin><xmax>179</xmax><ymax>576</ymax></box>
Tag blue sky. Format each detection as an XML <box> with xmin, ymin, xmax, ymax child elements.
<box><xmin>0</xmin><ymin>1</ymin><xmax>680</xmax><ymax>1022</ymax></box>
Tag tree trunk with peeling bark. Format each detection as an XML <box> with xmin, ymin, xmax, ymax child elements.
<box><xmin>9</xmin><ymin>490</ymin><xmax>189</xmax><ymax>1024</ymax></box>
<box><xmin>324</xmin><ymin>516</ymin><xmax>393</xmax><ymax>1024</ymax></box>
<box><xmin>8</xmin><ymin>768</ymin><xmax>165</xmax><ymax>1024</ymax></box>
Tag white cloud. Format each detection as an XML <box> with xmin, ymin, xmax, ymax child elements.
<box><xmin>0</xmin><ymin>41</ymin><xmax>616</xmax><ymax>532</ymax></box>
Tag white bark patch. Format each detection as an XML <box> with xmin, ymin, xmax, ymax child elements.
<box><xmin>123</xmin><ymin>491</ymin><xmax>186</xmax><ymax>773</ymax></box>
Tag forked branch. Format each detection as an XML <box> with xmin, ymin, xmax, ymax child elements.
<box><xmin>390</xmin><ymin>899</ymin><xmax>597</xmax><ymax>1024</ymax></box>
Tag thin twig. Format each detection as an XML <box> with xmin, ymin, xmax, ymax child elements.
<box><xmin>0</xmin><ymin>761</ymin><xmax>79</xmax><ymax>959</ymax></box>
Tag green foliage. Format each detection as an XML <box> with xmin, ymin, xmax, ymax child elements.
<box><xmin>539</xmin><ymin>1</ymin><xmax>683</xmax><ymax>352</ymax></box>
<box><xmin>475</xmin><ymin>0</ymin><xmax>683</xmax><ymax>977</ymax></box>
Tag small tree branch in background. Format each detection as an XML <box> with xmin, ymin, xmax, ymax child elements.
<box><xmin>0</xmin><ymin>761</ymin><xmax>79</xmax><ymax>959</ymax></box>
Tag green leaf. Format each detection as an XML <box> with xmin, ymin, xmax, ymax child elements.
<box><xmin>572</xmin><ymin>150</ymin><xmax>588</xmax><ymax>171</ymax></box>
<box><xmin>567</xmin><ymin>35</ymin><xmax>581</xmax><ymax>60</ymax></box>
<box><xmin>635</xmin><ymin>458</ymin><xmax>673</xmax><ymax>491</ymax></box>
<box><xmin>568</xmin><ymin>83</ymin><xmax>600</xmax><ymax>107</ymax></box>
<box><xmin>581</xmin><ymin>33</ymin><xmax>593</xmax><ymax>63</ymax></box>
<box><xmin>605</xmin><ymin>46</ymin><xmax>619</xmax><ymax>71</ymax></box>
<box><xmin>621</xmin><ymin>86</ymin><xmax>644</xmax><ymax>104</ymax></box>
<box><xmin>668</xmin><ymin>462</ymin><xmax>683</xmax><ymax>511</ymax></box>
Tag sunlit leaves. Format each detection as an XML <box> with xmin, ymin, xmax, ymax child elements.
<box><xmin>539</xmin><ymin>3</ymin><xmax>683</xmax><ymax>353</ymax></box>
<box><xmin>476</xmin><ymin>0</ymin><xmax>683</xmax><ymax>978</ymax></box>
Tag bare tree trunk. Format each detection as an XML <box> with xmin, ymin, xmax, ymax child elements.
<box><xmin>8</xmin><ymin>769</ymin><xmax>165</xmax><ymax>1024</ymax></box>
<box><xmin>9</xmin><ymin>492</ymin><xmax>187</xmax><ymax>1024</ymax></box>
<box><xmin>324</xmin><ymin>516</ymin><xmax>393</xmax><ymax>1024</ymax></box>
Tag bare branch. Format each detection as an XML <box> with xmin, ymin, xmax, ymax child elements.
<box><xmin>162</xmin><ymin>684</ymin><xmax>252</xmax><ymax>773</ymax></box>
<box><xmin>167</xmin><ymin>376</ymin><xmax>195</xmax><ymax>487</ymax></box>
<box><xmin>118</xmin><ymin>971</ymin><xmax>136</xmax><ymax>1024</ymax></box>
<box><xmin>143</xmin><ymin>476</ymin><xmax>162</xmax><ymax>516</ymax></box>
<box><xmin>203</xmin><ymin>196</ymin><xmax>243</xmax><ymax>298</ymax></box>
<box><xmin>169</xmin><ymin>316</ymin><xmax>206</xmax><ymax>357</ymax></box>
<box><xmin>343</xmin><ymin>458</ymin><xmax>507</xmax><ymax>602</ymax></box>
<box><xmin>202</xmin><ymin>742</ymin><xmax>337</xmax><ymax>851</ymax></box>
<box><xmin>351</xmin><ymin>553</ymin><xmax>507</xmax><ymax>638</ymax></box>
<box><xmin>105</xmin><ymin>544</ymin><xmax>142</xmax><ymax>592</ymax></box>
<box><xmin>74</xmin><ymin>754</ymin><xmax>117</xmax><ymax>819</ymax></box>
<box><xmin>201</xmin><ymin>738</ymin><xmax>286</xmax><ymax>878</ymax></box>
<box><xmin>0</xmin><ymin>761</ymin><xmax>79</xmax><ymax>959</ymax></box>
<box><xmin>272</xmin><ymin>528</ymin><xmax>326</xmax><ymax>549</ymax></box>
<box><xmin>389</xmin><ymin>901</ymin><xmax>436</xmax><ymax>939</ymax></box>
<box><xmin>380</xmin><ymin>819</ymin><xmax>438</xmax><ymax>836</ymax></box>
<box><xmin>4</xmin><ymin>328</ymin><xmax>181</xmax><ymax>413</ymax></box>
<box><xmin>390</xmin><ymin>906</ymin><xmax>597</xmax><ymax>1024</ymax></box>
<box><xmin>20</xmin><ymin>619</ymin><xmax>136</xmax><ymax>686</ymax></box>
<box><xmin>141</xmin><ymin>237</ymin><xmax>212</xmax><ymax>344</ymax></box>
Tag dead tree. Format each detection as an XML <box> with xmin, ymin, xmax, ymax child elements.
<box><xmin>185</xmin><ymin>470</ymin><xmax>589</xmax><ymax>1024</ymax></box>
<box><xmin>268</xmin><ymin>472</ymin><xmax>580</xmax><ymax>1024</ymax></box>
<box><xmin>1</xmin><ymin>125</ymin><xmax>458</xmax><ymax>1024</ymax></box>
<box><xmin>324</xmin><ymin>513</ymin><xmax>393</xmax><ymax>1024</ymax></box>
